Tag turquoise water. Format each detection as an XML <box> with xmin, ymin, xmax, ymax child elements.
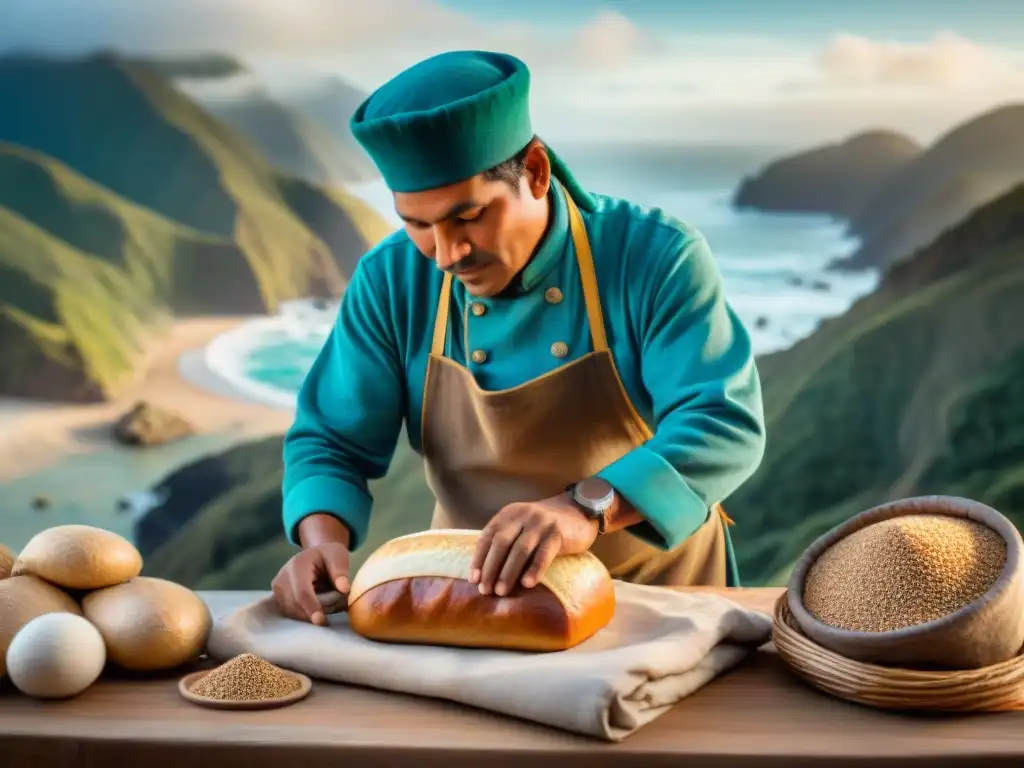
<box><xmin>243</xmin><ymin>343</ymin><xmax>317</xmax><ymax>394</ymax></box>
<box><xmin>218</xmin><ymin>145</ymin><xmax>880</xmax><ymax>405</ymax></box>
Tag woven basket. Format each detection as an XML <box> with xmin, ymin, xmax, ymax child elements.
<box><xmin>786</xmin><ymin>495</ymin><xmax>1024</xmax><ymax>669</ymax></box>
<box><xmin>773</xmin><ymin>593</ymin><xmax>1024</xmax><ymax>711</ymax></box>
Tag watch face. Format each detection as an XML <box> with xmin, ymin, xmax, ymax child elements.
<box><xmin>575</xmin><ymin>477</ymin><xmax>613</xmax><ymax>506</ymax></box>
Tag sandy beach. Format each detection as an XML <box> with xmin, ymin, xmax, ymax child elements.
<box><xmin>0</xmin><ymin>317</ymin><xmax>293</xmax><ymax>552</ymax></box>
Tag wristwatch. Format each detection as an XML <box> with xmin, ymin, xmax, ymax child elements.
<box><xmin>565</xmin><ymin>477</ymin><xmax>615</xmax><ymax>535</ymax></box>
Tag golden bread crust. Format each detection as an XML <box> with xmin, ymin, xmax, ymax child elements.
<box><xmin>348</xmin><ymin>529</ymin><xmax>615</xmax><ymax>651</ymax></box>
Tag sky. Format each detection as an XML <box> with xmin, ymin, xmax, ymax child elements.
<box><xmin>2</xmin><ymin>0</ymin><xmax>1023</xmax><ymax>146</ymax></box>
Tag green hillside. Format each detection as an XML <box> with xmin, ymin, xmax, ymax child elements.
<box><xmin>275</xmin><ymin>175</ymin><xmax>393</xmax><ymax>277</ymax></box>
<box><xmin>204</xmin><ymin>91</ymin><xmax>376</xmax><ymax>187</ymax></box>
<box><xmin>0</xmin><ymin>53</ymin><xmax>389</xmax><ymax>400</ymax></box>
<box><xmin>0</xmin><ymin>203</ymin><xmax>159</xmax><ymax>400</ymax></box>
<box><xmin>728</xmin><ymin>182</ymin><xmax>1024</xmax><ymax>585</ymax></box>
<box><xmin>280</xmin><ymin>76</ymin><xmax>379</xmax><ymax>184</ymax></box>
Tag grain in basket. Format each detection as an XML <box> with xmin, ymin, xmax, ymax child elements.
<box><xmin>803</xmin><ymin>514</ymin><xmax>1006</xmax><ymax>633</ymax></box>
<box><xmin>782</xmin><ymin>496</ymin><xmax>1024</xmax><ymax>702</ymax></box>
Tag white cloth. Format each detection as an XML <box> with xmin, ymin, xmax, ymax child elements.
<box><xmin>207</xmin><ymin>581</ymin><xmax>772</xmax><ymax>742</ymax></box>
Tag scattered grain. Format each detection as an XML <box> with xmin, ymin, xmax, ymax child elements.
<box><xmin>804</xmin><ymin>514</ymin><xmax>1006</xmax><ymax>632</ymax></box>
<box><xmin>189</xmin><ymin>653</ymin><xmax>301</xmax><ymax>701</ymax></box>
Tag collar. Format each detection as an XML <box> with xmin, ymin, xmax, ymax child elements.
<box><xmin>502</xmin><ymin>180</ymin><xmax>570</xmax><ymax>296</ymax></box>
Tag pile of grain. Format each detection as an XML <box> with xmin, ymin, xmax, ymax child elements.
<box><xmin>804</xmin><ymin>514</ymin><xmax>1007</xmax><ymax>632</ymax></box>
<box><xmin>190</xmin><ymin>653</ymin><xmax>301</xmax><ymax>701</ymax></box>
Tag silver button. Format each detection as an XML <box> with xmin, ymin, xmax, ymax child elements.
<box><xmin>471</xmin><ymin>349</ymin><xmax>488</xmax><ymax>364</ymax></box>
<box><xmin>471</xmin><ymin>302</ymin><xmax>487</xmax><ymax>317</ymax></box>
<box><xmin>545</xmin><ymin>287</ymin><xmax>563</xmax><ymax>305</ymax></box>
<box><xmin>551</xmin><ymin>342</ymin><xmax>569</xmax><ymax>359</ymax></box>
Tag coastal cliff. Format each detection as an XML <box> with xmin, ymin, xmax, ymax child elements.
<box><xmin>198</xmin><ymin>80</ymin><xmax>379</xmax><ymax>187</ymax></box>
<box><xmin>734</xmin><ymin>104</ymin><xmax>1024</xmax><ymax>272</ymax></box>
<box><xmin>836</xmin><ymin>104</ymin><xmax>1024</xmax><ymax>270</ymax></box>
<box><xmin>732</xmin><ymin>130</ymin><xmax>920</xmax><ymax>218</ymax></box>
<box><xmin>0</xmin><ymin>52</ymin><xmax>388</xmax><ymax>401</ymax></box>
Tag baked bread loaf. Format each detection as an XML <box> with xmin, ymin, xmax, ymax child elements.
<box><xmin>348</xmin><ymin>529</ymin><xmax>616</xmax><ymax>652</ymax></box>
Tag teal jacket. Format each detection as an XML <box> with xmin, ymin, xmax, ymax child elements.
<box><xmin>281</xmin><ymin>182</ymin><xmax>766</xmax><ymax>584</ymax></box>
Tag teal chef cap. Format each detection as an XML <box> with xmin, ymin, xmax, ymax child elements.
<box><xmin>350</xmin><ymin>50</ymin><xmax>596</xmax><ymax>211</ymax></box>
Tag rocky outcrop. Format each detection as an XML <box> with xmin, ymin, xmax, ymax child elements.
<box><xmin>112</xmin><ymin>401</ymin><xmax>195</xmax><ymax>447</ymax></box>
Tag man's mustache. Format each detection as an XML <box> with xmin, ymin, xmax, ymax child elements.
<box><xmin>446</xmin><ymin>250</ymin><xmax>495</xmax><ymax>274</ymax></box>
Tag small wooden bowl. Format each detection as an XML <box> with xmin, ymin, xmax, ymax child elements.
<box><xmin>787</xmin><ymin>495</ymin><xmax>1024</xmax><ymax>670</ymax></box>
<box><xmin>178</xmin><ymin>669</ymin><xmax>312</xmax><ymax>710</ymax></box>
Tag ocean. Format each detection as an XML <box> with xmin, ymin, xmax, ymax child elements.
<box><xmin>205</xmin><ymin>144</ymin><xmax>879</xmax><ymax>409</ymax></box>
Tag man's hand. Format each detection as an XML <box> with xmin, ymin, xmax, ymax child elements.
<box><xmin>469</xmin><ymin>493</ymin><xmax>598</xmax><ymax>597</ymax></box>
<box><xmin>271</xmin><ymin>514</ymin><xmax>351</xmax><ymax>626</ymax></box>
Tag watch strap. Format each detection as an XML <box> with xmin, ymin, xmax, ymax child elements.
<box><xmin>565</xmin><ymin>480</ymin><xmax>609</xmax><ymax>535</ymax></box>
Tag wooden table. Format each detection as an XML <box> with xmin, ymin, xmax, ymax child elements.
<box><xmin>3</xmin><ymin>587</ymin><xmax>1024</xmax><ymax>767</ymax></box>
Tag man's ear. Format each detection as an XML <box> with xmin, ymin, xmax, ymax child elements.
<box><xmin>523</xmin><ymin>140</ymin><xmax>551</xmax><ymax>201</ymax></box>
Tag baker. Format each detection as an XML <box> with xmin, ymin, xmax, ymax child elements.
<box><xmin>271</xmin><ymin>50</ymin><xmax>766</xmax><ymax>626</ymax></box>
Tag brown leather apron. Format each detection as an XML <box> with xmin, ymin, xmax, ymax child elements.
<box><xmin>419</xmin><ymin>188</ymin><xmax>732</xmax><ymax>587</ymax></box>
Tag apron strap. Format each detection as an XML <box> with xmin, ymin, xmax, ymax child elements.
<box><xmin>429</xmin><ymin>182</ymin><xmax>609</xmax><ymax>357</ymax></box>
<box><xmin>431</xmin><ymin>271</ymin><xmax>453</xmax><ymax>356</ymax></box>
<box><xmin>564</xmin><ymin>191</ymin><xmax>609</xmax><ymax>353</ymax></box>
<box><xmin>714</xmin><ymin>502</ymin><xmax>735</xmax><ymax>527</ymax></box>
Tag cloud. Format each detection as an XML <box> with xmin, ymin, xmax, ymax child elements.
<box><xmin>0</xmin><ymin>1</ymin><xmax>647</xmax><ymax>67</ymax></box>
<box><xmin>0</xmin><ymin>0</ymin><xmax>481</xmax><ymax>58</ymax></box>
<box><xmin>572</xmin><ymin>10</ymin><xmax>653</xmax><ymax>69</ymax></box>
<box><xmin>5</xmin><ymin>2</ymin><xmax>1017</xmax><ymax>98</ymax></box>
<box><xmin>815</xmin><ymin>31</ymin><xmax>1024</xmax><ymax>90</ymax></box>
<box><xmin>0</xmin><ymin>0</ymin><xmax>660</xmax><ymax>98</ymax></box>
<box><xmin>0</xmin><ymin>0</ymin><xmax>665</xmax><ymax>121</ymax></box>
<box><xmin>2</xmin><ymin>1</ymin><xmax>1022</xmax><ymax>146</ymax></box>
